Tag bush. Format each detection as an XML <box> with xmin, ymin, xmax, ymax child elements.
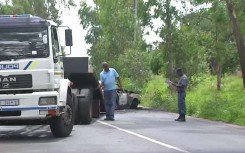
<box><xmin>141</xmin><ymin>75</ymin><xmax>245</xmax><ymax>126</ymax></box>
<box><xmin>141</xmin><ymin>76</ymin><xmax>177</xmax><ymax>112</ymax></box>
<box><xmin>122</xmin><ymin>77</ymin><xmax>142</xmax><ymax>93</ymax></box>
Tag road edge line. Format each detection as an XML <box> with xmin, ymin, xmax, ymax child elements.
<box><xmin>97</xmin><ymin>120</ymin><xmax>191</xmax><ymax>153</ymax></box>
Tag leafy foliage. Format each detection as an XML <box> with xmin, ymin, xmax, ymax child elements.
<box><xmin>0</xmin><ymin>0</ymin><xmax>75</xmax><ymax>25</ymax></box>
<box><xmin>142</xmin><ymin>75</ymin><xmax>245</xmax><ymax>126</ymax></box>
<box><xmin>117</xmin><ymin>49</ymin><xmax>152</xmax><ymax>90</ymax></box>
<box><xmin>79</xmin><ymin>0</ymin><xmax>150</xmax><ymax>89</ymax></box>
<box><xmin>141</xmin><ymin>75</ymin><xmax>177</xmax><ymax>112</ymax></box>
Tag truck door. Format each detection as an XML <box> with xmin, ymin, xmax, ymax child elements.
<box><xmin>51</xmin><ymin>27</ymin><xmax>64</xmax><ymax>86</ymax></box>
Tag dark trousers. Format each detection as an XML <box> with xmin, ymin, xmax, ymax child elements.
<box><xmin>104</xmin><ymin>90</ymin><xmax>117</xmax><ymax>119</ymax></box>
<box><xmin>178</xmin><ymin>92</ymin><xmax>186</xmax><ymax>116</ymax></box>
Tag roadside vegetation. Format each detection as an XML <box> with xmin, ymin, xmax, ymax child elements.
<box><xmin>141</xmin><ymin>75</ymin><xmax>245</xmax><ymax>126</ymax></box>
<box><xmin>1</xmin><ymin>0</ymin><xmax>245</xmax><ymax>125</ymax></box>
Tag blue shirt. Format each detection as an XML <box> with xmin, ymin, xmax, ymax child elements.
<box><xmin>100</xmin><ymin>68</ymin><xmax>119</xmax><ymax>91</ymax></box>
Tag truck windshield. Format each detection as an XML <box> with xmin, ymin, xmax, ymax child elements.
<box><xmin>0</xmin><ymin>27</ymin><xmax>49</xmax><ymax>60</ymax></box>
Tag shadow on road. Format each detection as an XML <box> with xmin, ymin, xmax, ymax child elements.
<box><xmin>0</xmin><ymin>116</ymin><xmax>104</xmax><ymax>144</ymax></box>
<box><xmin>0</xmin><ymin>125</ymin><xmax>67</xmax><ymax>143</ymax></box>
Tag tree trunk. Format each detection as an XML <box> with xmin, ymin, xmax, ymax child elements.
<box><xmin>226</xmin><ymin>0</ymin><xmax>245</xmax><ymax>88</ymax></box>
<box><xmin>215</xmin><ymin>23</ymin><xmax>222</xmax><ymax>91</ymax></box>
<box><xmin>166</xmin><ymin>0</ymin><xmax>174</xmax><ymax>81</ymax></box>
<box><xmin>217</xmin><ymin>64</ymin><xmax>222</xmax><ymax>91</ymax></box>
<box><xmin>134</xmin><ymin>0</ymin><xmax>138</xmax><ymax>42</ymax></box>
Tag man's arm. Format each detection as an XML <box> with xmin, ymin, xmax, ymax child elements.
<box><xmin>117</xmin><ymin>77</ymin><xmax>123</xmax><ymax>90</ymax></box>
<box><xmin>112</xmin><ymin>69</ymin><xmax>123</xmax><ymax>90</ymax></box>
<box><xmin>172</xmin><ymin>78</ymin><xmax>187</xmax><ymax>88</ymax></box>
<box><xmin>96</xmin><ymin>73</ymin><xmax>104</xmax><ymax>90</ymax></box>
<box><xmin>166</xmin><ymin>80</ymin><xmax>185</xmax><ymax>88</ymax></box>
<box><xmin>173</xmin><ymin>83</ymin><xmax>185</xmax><ymax>88</ymax></box>
<box><xmin>96</xmin><ymin>82</ymin><xmax>104</xmax><ymax>90</ymax></box>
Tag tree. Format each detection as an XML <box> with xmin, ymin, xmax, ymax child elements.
<box><xmin>0</xmin><ymin>0</ymin><xmax>75</xmax><ymax>25</ymax></box>
<box><xmin>79</xmin><ymin>0</ymin><xmax>145</xmax><ymax>73</ymax></box>
<box><xmin>117</xmin><ymin>49</ymin><xmax>152</xmax><ymax>91</ymax></box>
<box><xmin>204</xmin><ymin>1</ymin><xmax>234</xmax><ymax>90</ymax></box>
<box><xmin>189</xmin><ymin>0</ymin><xmax>239</xmax><ymax>90</ymax></box>
<box><xmin>226</xmin><ymin>0</ymin><xmax>245</xmax><ymax>88</ymax></box>
<box><xmin>142</xmin><ymin>0</ymin><xmax>179</xmax><ymax>81</ymax></box>
<box><xmin>79</xmin><ymin>0</ymin><xmax>151</xmax><ymax>91</ymax></box>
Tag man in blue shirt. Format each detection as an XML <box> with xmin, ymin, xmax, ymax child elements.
<box><xmin>97</xmin><ymin>62</ymin><xmax>122</xmax><ymax>121</ymax></box>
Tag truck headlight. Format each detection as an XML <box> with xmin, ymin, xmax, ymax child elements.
<box><xmin>39</xmin><ymin>97</ymin><xmax>57</xmax><ymax>105</ymax></box>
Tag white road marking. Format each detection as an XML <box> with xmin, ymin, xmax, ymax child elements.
<box><xmin>98</xmin><ymin>120</ymin><xmax>191</xmax><ymax>153</ymax></box>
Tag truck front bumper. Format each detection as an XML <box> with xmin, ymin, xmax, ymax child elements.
<box><xmin>0</xmin><ymin>91</ymin><xmax>63</xmax><ymax>120</ymax></box>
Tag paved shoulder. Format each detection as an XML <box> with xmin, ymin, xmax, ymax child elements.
<box><xmin>100</xmin><ymin>110</ymin><xmax>245</xmax><ymax>153</ymax></box>
<box><xmin>0</xmin><ymin>110</ymin><xmax>245</xmax><ymax>153</ymax></box>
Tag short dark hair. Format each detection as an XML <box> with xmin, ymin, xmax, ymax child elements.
<box><xmin>102</xmin><ymin>62</ymin><xmax>108</xmax><ymax>66</ymax></box>
<box><xmin>176</xmin><ymin>68</ymin><xmax>183</xmax><ymax>73</ymax></box>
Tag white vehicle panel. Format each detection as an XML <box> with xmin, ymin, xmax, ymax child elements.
<box><xmin>0</xmin><ymin>91</ymin><xmax>60</xmax><ymax>119</ymax></box>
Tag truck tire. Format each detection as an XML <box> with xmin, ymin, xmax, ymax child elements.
<box><xmin>72</xmin><ymin>94</ymin><xmax>79</xmax><ymax>125</ymax></box>
<box><xmin>78</xmin><ymin>88</ymin><xmax>93</xmax><ymax>125</ymax></box>
<box><xmin>50</xmin><ymin>94</ymin><xmax>74</xmax><ymax>137</ymax></box>
<box><xmin>92</xmin><ymin>99</ymin><xmax>100</xmax><ymax>118</ymax></box>
<box><xmin>130</xmin><ymin>99</ymin><xmax>139</xmax><ymax>109</ymax></box>
<box><xmin>115</xmin><ymin>94</ymin><xmax>120</xmax><ymax>110</ymax></box>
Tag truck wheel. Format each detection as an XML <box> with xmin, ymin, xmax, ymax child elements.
<box><xmin>78</xmin><ymin>88</ymin><xmax>93</xmax><ymax>125</ymax></box>
<box><xmin>130</xmin><ymin>99</ymin><xmax>139</xmax><ymax>109</ymax></box>
<box><xmin>100</xmin><ymin>99</ymin><xmax>106</xmax><ymax>112</ymax></box>
<box><xmin>73</xmin><ymin>94</ymin><xmax>79</xmax><ymax>125</ymax></box>
<box><xmin>92</xmin><ymin>99</ymin><xmax>100</xmax><ymax>118</ymax></box>
<box><xmin>50</xmin><ymin>94</ymin><xmax>74</xmax><ymax>137</ymax></box>
<box><xmin>115</xmin><ymin>94</ymin><xmax>119</xmax><ymax>110</ymax></box>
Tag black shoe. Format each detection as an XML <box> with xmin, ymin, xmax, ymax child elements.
<box><xmin>109</xmin><ymin>118</ymin><xmax>115</xmax><ymax>121</ymax></box>
<box><xmin>175</xmin><ymin>116</ymin><xmax>181</xmax><ymax>121</ymax></box>
<box><xmin>177</xmin><ymin>117</ymin><xmax>186</xmax><ymax>122</ymax></box>
<box><xmin>175</xmin><ymin>115</ymin><xmax>186</xmax><ymax>122</ymax></box>
<box><xmin>104</xmin><ymin>118</ymin><xmax>110</xmax><ymax>121</ymax></box>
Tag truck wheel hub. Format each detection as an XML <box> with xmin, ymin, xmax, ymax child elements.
<box><xmin>62</xmin><ymin>105</ymin><xmax>72</xmax><ymax>126</ymax></box>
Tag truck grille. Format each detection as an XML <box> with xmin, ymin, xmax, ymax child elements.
<box><xmin>0</xmin><ymin>74</ymin><xmax>32</xmax><ymax>89</ymax></box>
<box><xmin>0</xmin><ymin>111</ymin><xmax>21</xmax><ymax>117</ymax></box>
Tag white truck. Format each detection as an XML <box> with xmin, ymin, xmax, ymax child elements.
<box><xmin>0</xmin><ymin>14</ymin><xmax>103</xmax><ymax>137</ymax></box>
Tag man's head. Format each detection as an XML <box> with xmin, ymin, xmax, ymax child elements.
<box><xmin>176</xmin><ymin>68</ymin><xmax>183</xmax><ymax>77</ymax></box>
<box><xmin>102</xmin><ymin>62</ymin><xmax>109</xmax><ymax>72</ymax></box>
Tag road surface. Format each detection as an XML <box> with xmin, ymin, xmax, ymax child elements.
<box><xmin>0</xmin><ymin>110</ymin><xmax>245</xmax><ymax>153</ymax></box>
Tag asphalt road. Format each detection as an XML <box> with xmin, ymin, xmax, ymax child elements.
<box><xmin>0</xmin><ymin>110</ymin><xmax>245</xmax><ymax>153</ymax></box>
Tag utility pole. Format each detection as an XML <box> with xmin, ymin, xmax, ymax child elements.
<box><xmin>166</xmin><ymin>0</ymin><xmax>173</xmax><ymax>81</ymax></box>
<box><xmin>47</xmin><ymin>0</ymin><xmax>50</xmax><ymax>17</ymax></box>
<box><xmin>134</xmin><ymin>0</ymin><xmax>138</xmax><ymax>41</ymax></box>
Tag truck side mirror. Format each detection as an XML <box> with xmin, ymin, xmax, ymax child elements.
<box><xmin>53</xmin><ymin>58</ymin><xmax>58</xmax><ymax>63</ymax></box>
<box><xmin>65</xmin><ymin>29</ymin><xmax>73</xmax><ymax>46</ymax></box>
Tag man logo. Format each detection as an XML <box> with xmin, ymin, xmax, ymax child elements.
<box><xmin>0</xmin><ymin>77</ymin><xmax>17</xmax><ymax>83</ymax></box>
<box><xmin>2</xmin><ymin>83</ymin><xmax>9</xmax><ymax>88</ymax></box>
<box><xmin>0</xmin><ymin>64</ymin><xmax>19</xmax><ymax>70</ymax></box>
<box><xmin>0</xmin><ymin>76</ymin><xmax>17</xmax><ymax>89</ymax></box>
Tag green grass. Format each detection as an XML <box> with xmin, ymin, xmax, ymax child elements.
<box><xmin>141</xmin><ymin>76</ymin><xmax>178</xmax><ymax>112</ymax></box>
<box><xmin>141</xmin><ymin>75</ymin><xmax>245</xmax><ymax>126</ymax></box>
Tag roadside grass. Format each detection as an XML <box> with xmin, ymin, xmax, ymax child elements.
<box><xmin>141</xmin><ymin>75</ymin><xmax>245</xmax><ymax>126</ymax></box>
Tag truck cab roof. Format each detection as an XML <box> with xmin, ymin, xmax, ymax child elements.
<box><xmin>0</xmin><ymin>14</ymin><xmax>51</xmax><ymax>28</ymax></box>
